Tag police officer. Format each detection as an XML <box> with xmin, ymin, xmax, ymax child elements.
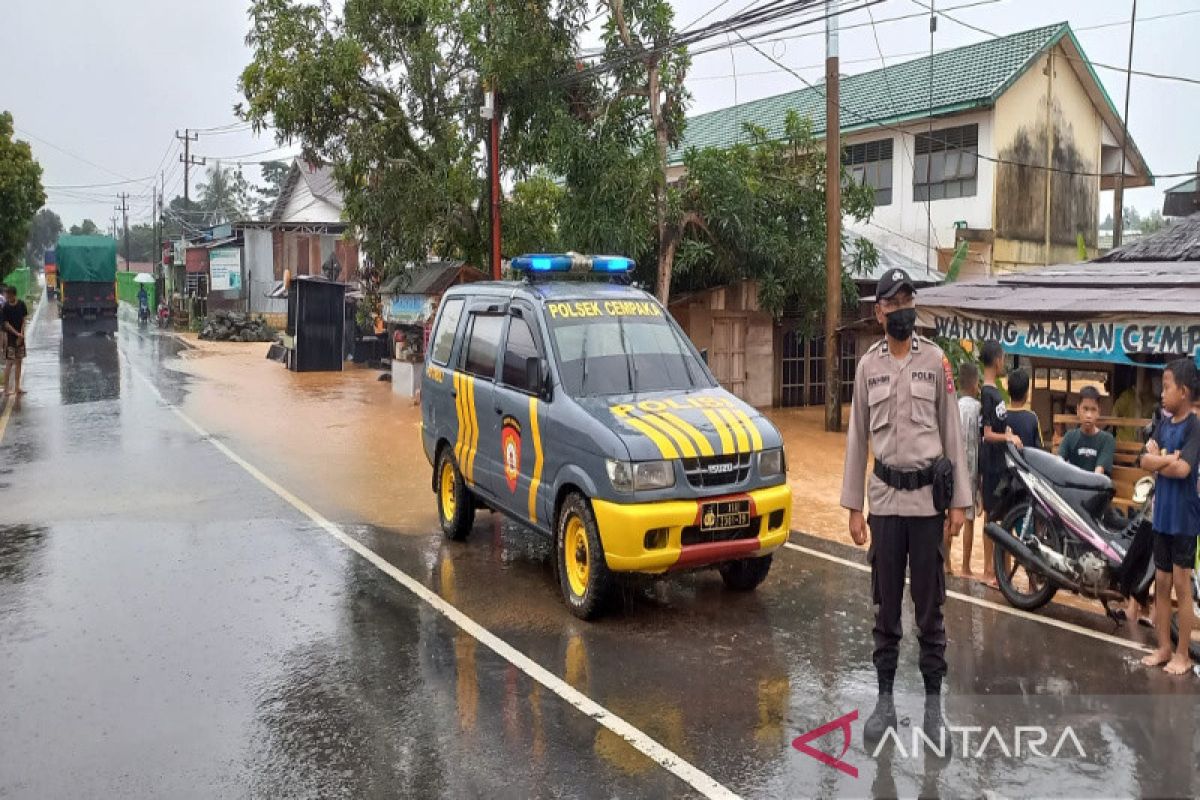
<box><xmin>840</xmin><ymin>268</ymin><xmax>972</xmax><ymax>752</ymax></box>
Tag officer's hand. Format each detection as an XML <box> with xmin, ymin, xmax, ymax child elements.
<box><xmin>945</xmin><ymin>507</ymin><xmax>965</xmax><ymax>538</ymax></box>
<box><xmin>848</xmin><ymin>510</ymin><xmax>868</xmax><ymax>546</ymax></box>
<box><xmin>1146</xmin><ymin>439</ymin><xmax>1160</xmax><ymax>456</ymax></box>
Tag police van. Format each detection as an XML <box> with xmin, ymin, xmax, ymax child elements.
<box><xmin>421</xmin><ymin>254</ymin><xmax>792</xmax><ymax>618</ymax></box>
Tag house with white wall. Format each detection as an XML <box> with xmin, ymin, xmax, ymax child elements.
<box><xmin>669</xmin><ymin>22</ymin><xmax>1153</xmax><ymax>278</ymax></box>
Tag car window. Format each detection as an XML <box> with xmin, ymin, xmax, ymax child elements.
<box><xmin>463</xmin><ymin>313</ymin><xmax>504</xmax><ymax>378</ymax></box>
<box><xmin>430</xmin><ymin>297</ymin><xmax>464</xmax><ymax>366</ymax></box>
<box><xmin>547</xmin><ymin>303</ymin><xmax>711</xmax><ymax>397</ymax></box>
<box><xmin>502</xmin><ymin>314</ymin><xmax>540</xmax><ymax>391</ymax></box>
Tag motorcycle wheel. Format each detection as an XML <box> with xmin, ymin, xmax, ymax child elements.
<box><xmin>994</xmin><ymin>502</ymin><xmax>1058</xmax><ymax>611</ymax></box>
<box><xmin>1168</xmin><ymin>573</ymin><xmax>1200</xmax><ymax>662</ymax></box>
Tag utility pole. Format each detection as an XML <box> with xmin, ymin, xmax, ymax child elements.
<box><xmin>176</xmin><ymin>128</ymin><xmax>205</xmax><ymax>209</ymax></box>
<box><xmin>484</xmin><ymin>0</ymin><xmax>502</xmax><ymax>279</ymax></box>
<box><xmin>116</xmin><ymin>193</ymin><xmax>130</xmax><ymax>271</ymax></box>
<box><xmin>823</xmin><ymin>0</ymin><xmax>842</xmax><ymax>433</ymax></box>
<box><xmin>110</xmin><ymin>214</ymin><xmax>119</xmax><ymax>240</ymax></box>
<box><xmin>1112</xmin><ymin>0</ymin><xmax>1137</xmax><ymax>249</ymax></box>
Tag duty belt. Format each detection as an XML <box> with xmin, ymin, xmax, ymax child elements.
<box><xmin>873</xmin><ymin>460</ymin><xmax>936</xmax><ymax>491</ymax></box>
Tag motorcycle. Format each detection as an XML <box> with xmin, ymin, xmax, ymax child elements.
<box><xmin>138</xmin><ymin>303</ymin><xmax>150</xmax><ymax>328</ymax></box>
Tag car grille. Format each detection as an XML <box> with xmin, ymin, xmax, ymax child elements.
<box><xmin>682</xmin><ymin>452</ymin><xmax>752</xmax><ymax>488</ymax></box>
<box><xmin>681</xmin><ymin>518</ymin><xmax>761</xmax><ymax>546</ymax></box>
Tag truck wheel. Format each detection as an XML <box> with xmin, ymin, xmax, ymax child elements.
<box><xmin>436</xmin><ymin>448</ymin><xmax>475</xmax><ymax>541</ymax></box>
<box><xmin>719</xmin><ymin>555</ymin><xmax>773</xmax><ymax>591</ymax></box>
<box><xmin>556</xmin><ymin>493</ymin><xmax>613</xmax><ymax>620</ymax></box>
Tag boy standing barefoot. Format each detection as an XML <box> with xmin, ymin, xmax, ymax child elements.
<box><xmin>1138</xmin><ymin>359</ymin><xmax>1200</xmax><ymax>675</ymax></box>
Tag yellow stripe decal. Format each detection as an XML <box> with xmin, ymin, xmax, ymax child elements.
<box><xmin>703</xmin><ymin>409</ymin><xmax>735</xmax><ymax>455</ymax></box>
<box><xmin>659</xmin><ymin>412</ymin><xmax>715</xmax><ymax>457</ymax></box>
<box><xmin>465</xmin><ymin>376</ymin><xmax>478</xmax><ymax>483</ymax></box>
<box><xmin>733</xmin><ymin>409</ymin><xmax>763</xmax><ymax>451</ymax></box>
<box><xmin>640</xmin><ymin>414</ymin><xmax>698</xmax><ymax>459</ymax></box>
<box><xmin>528</xmin><ymin>396</ymin><xmax>544</xmax><ymax>523</ymax></box>
<box><xmin>720</xmin><ymin>408</ymin><xmax>750</xmax><ymax>454</ymax></box>
<box><xmin>623</xmin><ymin>417</ymin><xmax>680</xmax><ymax>459</ymax></box>
<box><xmin>453</xmin><ymin>372</ymin><xmax>465</xmax><ymax>466</ymax></box>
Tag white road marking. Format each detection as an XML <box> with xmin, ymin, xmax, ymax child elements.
<box><xmin>784</xmin><ymin>541</ymin><xmax>1153</xmax><ymax>654</ymax></box>
<box><xmin>118</xmin><ymin>349</ymin><xmax>740</xmax><ymax>800</ymax></box>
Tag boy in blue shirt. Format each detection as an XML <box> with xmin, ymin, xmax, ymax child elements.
<box><xmin>1138</xmin><ymin>359</ymin><xmax>1200</xmax><ymax>675</ymax></box>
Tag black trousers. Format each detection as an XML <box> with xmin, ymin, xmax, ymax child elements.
<box><xmin>868</xmin><ymin>514</ymin><xmax>947</xmax><ymax>679</ymax></box>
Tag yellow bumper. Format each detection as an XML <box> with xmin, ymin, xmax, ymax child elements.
<box><xmin>592</xmin><ymin>483</ymin><xmax>792</xmax><ymax>573</ymax></box>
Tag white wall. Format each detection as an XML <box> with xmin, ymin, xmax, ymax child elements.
<box><xmin>842</xmin><ymin>109</ymin><xmax>995</xmax><ymax>270</ymax></box>
<box><xmin>280</xmin><ymin>178</ymin><xmax>342</xmax><ymax>223</ymax></box>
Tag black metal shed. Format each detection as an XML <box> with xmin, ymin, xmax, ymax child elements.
<box><xmin>286</xmin><ymin>276</ymin><xmax>347</xmax><ymax>372</ymax></box>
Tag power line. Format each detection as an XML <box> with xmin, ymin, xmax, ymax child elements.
<box><xmin>45</xmin><ymin>175</ymin><xmax>157</xmax><ymax>189</ymax></box>
<box><xmin>14</xmin><ymin>126</ymin><xmax>146</xmax><ymax>185</ymax></box>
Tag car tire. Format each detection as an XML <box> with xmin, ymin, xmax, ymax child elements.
<box><xmin>556</xmin><ymin>493</ymin><xmax>613</xmax><ymax>620</ymax></box>
<box><xmin>436</xmin><ymin>448</ymin><xmax>475</xmax><ymax>541</ymax></box>
<box><xmin>718</xmin><ymin>554</ymin><xmax>773</xmax><ymax>591</ymax></box>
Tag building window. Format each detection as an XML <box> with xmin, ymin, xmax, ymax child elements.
<box><xmin>913</xmin><ymin>124</ymin><xmax>978</xmax><ymax>201</ymax></box>
<box><xmin>843</xmin><ymin>138</ymin><xmax>893</xmax><ymax>206</ymax></box>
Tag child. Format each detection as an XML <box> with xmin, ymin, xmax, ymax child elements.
<box><xmin>1059</xmin><ymin>385</ymin><xmax>1115</xmax><ymax>475</ymax></box>
<box><xmin>979</xmin><ymin>340</ymin><xmax>1021</xmax><ymax>589</ymax></box>
<box><xmin>950</xmin><ymin>360</ymin><xmax>982</xmax><ymax>576</ymax></box>
<box><xmin>1004</xmin><ymin>368</ymin><xmax>1043</xmax><ymax>450</ymax></box>
<box><xmin>1138</xmin><ymin>359</ymin><xmax>1200</xmax><ymax>675</ymax></box>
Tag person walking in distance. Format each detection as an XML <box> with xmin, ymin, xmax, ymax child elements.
<box><xmin>948</xmin><ymin>361</ymin><xmax>982</xmax><ymax>576</ymax></box>
<box><xmin>841</xmin><ymin>269</ymin><xmax>972</xmax><ymax>753</ymax></box>
<box><xmin>2</xmin><ymin>285</ymin><xmax>29</xmax><ymax>397</ymax></box>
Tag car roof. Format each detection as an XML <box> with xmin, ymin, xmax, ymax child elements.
<box><xmin>443</xmin><ymin>280</ymin><xmax>655</xmax><ymax>304</ymax></box>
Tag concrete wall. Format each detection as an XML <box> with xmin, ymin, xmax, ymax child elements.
<box><xmin>842</xmin><ymin>109</ymin><xmax>995</xmax><ymax>270</ymax></box>
<box><xmin>992</xmin><ymin>43</ymin><xmax>1101</xmax><ymax>271</ymax></box>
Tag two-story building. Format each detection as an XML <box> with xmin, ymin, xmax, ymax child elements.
<box><xmin>670</xmin><ymin>22</ymin><xmax>1153</xmax><ymax>277</ymax></box>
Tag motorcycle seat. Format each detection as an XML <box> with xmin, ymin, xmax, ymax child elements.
<box><xmin>1022</xmin><ymin>448</ymin><xmax>1113</xmax><ymax>492</ymax></box>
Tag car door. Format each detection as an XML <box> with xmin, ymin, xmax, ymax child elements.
<box><xmin>455</xmin><ymin>302</ymin><xmax>505</xmax><ymax>499</ymax></box>
<box><xmin>490</xmin><ymin>303</ymin><xmax>551</xmax><ymax>528</ymax></box>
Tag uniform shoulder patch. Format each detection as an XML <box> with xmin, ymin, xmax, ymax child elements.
<box><xmin>942</xmin><ymin>355</ymin><xmax>955</xmax><ymax>394</ymax></box>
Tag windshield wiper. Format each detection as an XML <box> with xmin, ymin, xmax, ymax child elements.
<box><xmin>580</xmin><ymin>322</ymin><xmax>591</xmax><ymax>395</ymax></box>
<box><xmin>617</xmin><ymin>316</ymin><xmax>638</xmax><ymax>393</ymax></box>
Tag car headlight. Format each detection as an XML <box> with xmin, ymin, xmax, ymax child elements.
<box><xmin>606</xmin><ymin>459</ymin><xmax>676</xmax><ymax>492</ymax></box>
<box><xmin>758</xmin><ymin>448</ymin><xmax>785</xmax><ymax>478</ymax></box>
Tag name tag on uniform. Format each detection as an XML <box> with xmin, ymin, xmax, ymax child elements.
<box><xmin>911</xmin><ymin>370</ymin><xmax>936</xmax><ymax>383</ymax></box>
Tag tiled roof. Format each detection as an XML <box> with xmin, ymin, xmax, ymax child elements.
<box><xmin>1096</xmin><ymin>212</ymin><xmax>1200</xmax><ymax>263</ymax></box>
<box><xmin>671</xmin><ymin>23</ymin><xmax>1067</xmax><ymax>162</ymax></box>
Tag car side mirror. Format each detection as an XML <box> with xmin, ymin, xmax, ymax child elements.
<box><xmin>526</xmin><ymin>356</ymin><xmax>550</xmax><ymax>398</ymax></box>
<box><xmin>700</xmin><ymin>348</ymin><xmax>709</xmax><ymax>365</ymax></box>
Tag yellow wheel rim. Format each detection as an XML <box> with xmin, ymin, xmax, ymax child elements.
<box><xmin>564</xmin><ymin>516</ymin><xmax>590</xmax><ymax>597</ymax></box>
<box><xmin>440</xmin><ymin>461</ymin><xmax>457</xmax><ymax>520</ymax></box>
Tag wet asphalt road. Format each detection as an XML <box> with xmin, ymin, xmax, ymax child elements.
<box><xmin>1</xmin><ymin>301</ymin><xmax>1198</xmax><ymax>799</ymax></box>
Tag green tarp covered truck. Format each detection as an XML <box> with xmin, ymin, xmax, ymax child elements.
<box><xmin>57</xmin><ymin>235</ymin><xmax>118</xmax><ymax>335</ymax></box>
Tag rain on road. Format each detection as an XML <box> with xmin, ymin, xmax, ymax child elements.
<box><xmin>1</xmin><ymin>299</ymin><xmax>1198</xmax><ymax>799</ymax></box>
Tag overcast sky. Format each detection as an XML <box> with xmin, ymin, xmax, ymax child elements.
<box><xmin>3</xmin><ymin>0</ymin><xmax>1196</xmax><ymax>230</ymax></box>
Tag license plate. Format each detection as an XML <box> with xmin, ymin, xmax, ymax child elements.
<box><xmin>700</xmin><ymin>499</ymin><xmax>750</xmax><ymax>532</ymax></box>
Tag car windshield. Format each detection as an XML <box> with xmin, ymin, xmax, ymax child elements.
<box><xmin>546</xmin><ymin>300</ymin><xmax>711</xmax><ymax>397</ymax></box>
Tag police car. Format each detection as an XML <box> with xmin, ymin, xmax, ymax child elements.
<box><xmin>421</xmin><ymin>253</ymin><xmax>792</xmax><ymax>618</ymax></box>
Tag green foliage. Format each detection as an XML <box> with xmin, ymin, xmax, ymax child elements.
<box><xmin>197</xmin><ymin>162</ymin><xmax>253</xmax><ymax>225</ymax></box>
<box><xmin>255</xmin><ymin>159</ymin><xmax>291</xmax><ymax>217</ymax></box>
<box><xmin>0</xmin><ymin>112</ymin><xmax>46</xmax><ymax>273</ymax></box>
<box><xmin>69</xmin><ymin>219</ymin><xmax>100</xmax><ymax>236</ymax></box>
<box><xmin>944</xmin><ymin>241</ymin><xmax>968</xmax><ymax>283</ymax></box>
<box><xmin>238</xmin><ymin>0</ymin><xmax>589</xmax><ymax>288</ymax></box>
<box><xmin>1141</xmin><ymin>209</ymin><xmax>1167</xmax><ymax>235</ymax></box>
<box><xmin>502</xmin><ymin>173</ymin><xmax>565</xmax><ymax>255</ymax></box>
<box><xmin>670</xmin><ymin>113</ymin><xmax>876</xmax><ymax>326</ymax></box>
<box><xmin>1076</xmin><ymin>232</ymin><xmax>1087</xmax><ymax>261</ymax></box>
<box><xmin>25</xmin><ymin>208</ymin><xmax>62</xmax><ymax>266</ymax></box>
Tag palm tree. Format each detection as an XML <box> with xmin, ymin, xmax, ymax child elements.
<box><xmin>197</xmin><ymin>162</ymin><xmax>251</xmax><ymax>226</ymax></box>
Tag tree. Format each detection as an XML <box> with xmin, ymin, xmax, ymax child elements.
<box><xmin>254</xmin><ymin>159</ymin><xmax>291</xmax><ymax>217</ymax></box>
<box><xmin>25</xmin><ymin>208</ymin><xmax>62</xmax><ymax>266</ymax></box>
<box><xmin>238</xmin><ymin>0</ymin><xmax>589</xmax><ymax>285</ymax></box>
<box><xmin>0</xmin><ymin>111</ymin><xmax>46</xmax><ymax>272</ymax></box>
<box><xmin>1141</xmin><ymin>209</ymin><xmax>1168</xmax><ymax>235</ymax></box>
<box><xmin>671</xmin><ymin>114</ymin><xmax>876</xmax><ymax>325</ymax></box>
<box><xmin>161</xmin><ymin>197</ymin><xmax>205</xmax><ymax>239</ymax></box>
<box><xmin>197</xmin><ymin>161</ymin><xmax>252</xmax><ymax>225</ymax></box>
<box><xmin>502</xmin><ymin>173</ymin><xmax>565</xmax><ymax>255</ymax></box>
<box><xmin>69</xmin><ymin>219</ymin><xmax>100</xmax><ymax>236</ymax></box>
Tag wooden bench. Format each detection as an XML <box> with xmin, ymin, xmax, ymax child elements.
<box><xmin>1050</xmin><ymin>415</ymin><xmax>1152</xmax><ymax>511</ymax></box>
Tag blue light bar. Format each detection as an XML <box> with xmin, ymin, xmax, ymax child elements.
<box><xmin>511</xmin><ymin>253</ymin><xmax>636</xmax><ymax>275</ymax></box>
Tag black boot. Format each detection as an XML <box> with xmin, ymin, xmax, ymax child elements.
<box><xmin>864</xmin><ymin>671</ymin><xmax>897</xmax><ymax>748</ymax></box>
<box><xmin>921</xmin><ymin>693</ymin><xmax>953</xmax><ymax>760</ymax></box>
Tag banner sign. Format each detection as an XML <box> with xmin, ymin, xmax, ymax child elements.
<box><xmin>385</xmin><ymin>293</ymin><xmax>434</xmax><ymax>324</ymax></box>
<box><xmin>918</xmin><ymin>308</ymin><xmax>1200</xmax><ymax>367</ymax></box>
<box><xmin>209</xmin><ymin>248</ymin><xmax>242</xmax><ymax>291</ymax></box>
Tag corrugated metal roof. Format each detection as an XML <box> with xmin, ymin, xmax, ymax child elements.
<box><xmin>380</xmin><ymin>261</ymin><xmax>486</xmax><ymax>296</ymax></box>
<box><xmin>1165</xmin><ymin>177</ymin><xmax>1199</xmax><ymax>195</ymax></box>
<box><xmin>671</xmin><ymin>23</ymin><xmax>1065</xmax><ymax>162</ymax></box>
<box><xmin>1095</xmin><ymin>212</ymin><xmax>1200</xmax><ymax>262</ymax></box>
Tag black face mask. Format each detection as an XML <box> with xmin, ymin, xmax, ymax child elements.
<box><xmin>885</xmin><ymin>307</ymin><xmax>917</xmax><ymax>341</ymax></box>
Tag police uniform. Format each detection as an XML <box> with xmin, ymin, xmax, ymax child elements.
<box><xmin>841</xmin><ymin>279</ymin><xmax>972</xmax><ymax>697</ymax></box>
